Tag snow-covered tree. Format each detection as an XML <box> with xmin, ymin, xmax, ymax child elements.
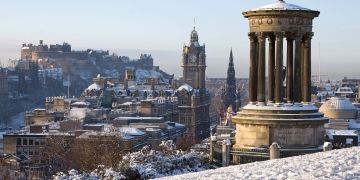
<box><xmin>53</xmin><ymin>140</ymin><xmax>212</xmax><ymax>179</ymax></box>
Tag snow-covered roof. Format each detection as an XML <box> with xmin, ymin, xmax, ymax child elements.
<box><xmin>336</xmin><ymin>87</ymin><xmax>354</xmax><ymax>94</ymax></box>
<box><xmin>71</xmin><ymin>101</ymin><xmax>90</xmax><ymax>106</ymax></box>
<box><xmin>242</xmin><ymin>103</ymin><xmax>319</xmax><ymax>111</ymax></box>
<box><xmin>118</xmin><ymin>127</ymin><xmax>145</xmax><ymax>136</ymax></box>
<box><xmin>177</xmin><ymin>84</ymin><xmax>193</xmax><ymax>92</ymax></box>
<box><xmin>327</xmin><ymin>129</ymin><xmax>358</xmax><ymax>136</ymax></box>
<box><xmin>145</xmin><ymin>128</ymin><xmax>161</xmax><ymax>132</ymax></box>
<box><xmin>250</xmin><ymin>0</ymin><xmax>311</xmax><ymax>11</ymax></box>
<box><xmin>86</xmin><ymin>83</ymin><xmax>102</xmax><ymax>91</ymax></box>
<box><xmin>163</xmin><ymin>147</ymin><xmax>360</xmax><ymax>180</ymax></box>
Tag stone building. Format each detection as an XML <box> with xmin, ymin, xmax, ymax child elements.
<box><xmin>21</xmin><ymin>40</ymin><xmax>87</xmax><ymax>61</ymax></box>
<box><xmin>230</xmin><ymin>0</ymin><xmax>328</xmax><ymax>163</ymax></box>
<box><xmin>176</xmin><ymin>27</ymin><xmax>210</xmax><ymax>140</ymax></box>
<box><xmin>112</xmin><ymin>117</ymin><xmax>186</xmax><ymax>149</ymax></box>
<box><xmin>0</xmin><ymin>68</ymin><xmax>8</xmax><ymax>98</ymax></box>
<box><xmin>3</xmin><ymin>125</ymin><xmax>74</xmax><ymax>178</ymax></box>
<box><xmin>24</xmin><ymin>109</ymin><xmax>64</xmax><ymax>126</ymax></box>
<box><xmin>139</xmin><ymin>97</ymin><xmax>179</xmax><ymax>122</ymax></box>
<box><xmin>45</xmin><ymin>96</ymin><xmax>72</xmax><ymax>112</ymax></box>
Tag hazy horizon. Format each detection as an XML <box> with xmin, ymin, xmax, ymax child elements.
<box><xmin>1</xmin><ymin>0</ymin><xmax>360</xmax><ymax>79</ymax></box>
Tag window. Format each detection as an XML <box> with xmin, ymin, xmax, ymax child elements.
<box><xmin>17</xmin><ymin>138</ymin><xmax>22</xmax><ymax>145</ymax></box>
<box><xmin>40</xmin><ymin>139</ymin><xmax>46</xmax><ymax>145</ymax></box>
<box><xmin>29</xmin><ymin>138</ymin><xmax>34</xmax><ymax>146</ymax></box>
<box><xmin>16</xmin><ymin>147</ymin><xmax>23</xmax><ymax>155</ymax></box>
<box><xmin>35</xmin><ymin>139</ymin><xmax>40</xmax><ymax>146</ymax></box>
<box><xmin>34</xmin><ymin>149</ymin><xmax>39</xmax><ymax>155</ymax></box>
<box><xmin>29</xmin><ymin>148</ymin><xmax>34</xmax><ymax>155</ymax></box>
<box><xmin>23</xmin><ymin>138</ymin><xmax>28</xmax><ymax>146</ymax></box>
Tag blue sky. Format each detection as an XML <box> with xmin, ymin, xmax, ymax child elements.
<box><xmin>1</xmin><ymin>0</ymin><xmax>360</xmax><ymax>79</ymax></box>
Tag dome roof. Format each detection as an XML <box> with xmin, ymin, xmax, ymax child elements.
<box><xmin>177</xmin><ymin>84</ymin><xmax>193</xmax><ymax>92</ymax></box>
<box><xmin>319</xmin><ymin>97</ymin><xmax>356</xmax><ymax>112</ymax></box>
<box><xmin>251</xmin><ymin>0</ymin><xmax>310</xmax><ymax>11</ymax></box>
<box><xmin>86</xmin><ymin>83</ymin><xmax>102</xmax><ymax>91</ymax></box>
<box><xmin>319</xmin><ymin>97</ymin><xmax>357</xmax><ymax>119</ymax></box>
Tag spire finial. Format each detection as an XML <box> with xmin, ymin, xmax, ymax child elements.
<box><xmin>193</xmin><ymin>18</ymin><xmax>196</xmax><ymax>30</ymax></box>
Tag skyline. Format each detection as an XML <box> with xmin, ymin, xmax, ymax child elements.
<box><xmin>1</xmin><ymin>0</ymin><xmax>360</xmax><ymax>79</ymax></box>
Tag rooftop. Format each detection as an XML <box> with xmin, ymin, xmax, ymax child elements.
<box><xmin>177</xmin><ymin>84</ymin><xmax>193</xmax><ymax>92</ymax></box>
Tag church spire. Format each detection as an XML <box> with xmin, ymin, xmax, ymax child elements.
<box><xmin>229</xmin><ymin>48</ymin><xmax>234</xmax><ymax>67</ymax></box>
<box><xmin>223</xmin><ymin>48</ymin><xmax>237</xmax><ymax>111</ymax></box>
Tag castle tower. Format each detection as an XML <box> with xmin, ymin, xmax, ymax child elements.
<box><xmin>223</xmin><ymin>49</ymin><xmax>237</xmax><ymax>112</ymax></box>
<box><xmin>232</xmin><ymin>0</ymin><xmax>328</xmax><ymax>163</ymax></box>
<box><xmin>181</xmin><ymin>27</ymin><xmax>206</xmax><ymax>89</ymax></box>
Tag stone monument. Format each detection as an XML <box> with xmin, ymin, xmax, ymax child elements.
<box><xmin>232</xmin><ymin>0</ymin><xmax>328</xmax><ymax>159</ymax></box>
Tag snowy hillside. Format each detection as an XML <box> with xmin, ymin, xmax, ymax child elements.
<box><xmin>160</xmin><ymin>147</ymin><xmax>360</xmax><ymax>180</ymax></box>
<box><xmin>135</xmin><ymin>68</ymin><xmax>170</xmax><ymax>84</ymax></box>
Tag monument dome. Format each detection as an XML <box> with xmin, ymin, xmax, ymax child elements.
<box><xmin>319</xmin><ymin>97</ymin><xmax>357</xmax><ymax>120</ymax></box>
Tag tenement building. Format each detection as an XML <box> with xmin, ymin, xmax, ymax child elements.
<box><xmin>231</xmin><ymin>0</ymin><xmax>328</xmax><ymax>163</ymax></box>
<box><xmin>0</xmin><ymin>68</ymin><xmax>8</xmax><ymax>98</ymax></box>
<box><xmin>176</xmin><ymin>27</ymin><xmax>210</xmax><ymax>140</ymax></box>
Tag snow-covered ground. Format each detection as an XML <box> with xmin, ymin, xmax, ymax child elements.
<box><xmin>160</xmin><ymin>147</ymin><xmax>360</xmax><ymax>180</ymax></box>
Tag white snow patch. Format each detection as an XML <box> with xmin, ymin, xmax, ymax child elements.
<box><xmin>86</xmin><ymin>83</ymin><xmax>102</xmax><ymax>91</ymax></box>
<box><xmin>68</xmin><ymin>107</ymin><xmax>90</xmax><ymax>120</ymax></box>
<box><xmin>161</xmin><ymin>147</ymin><xmax>360</xmax><ymax>180</ymax></box>
<box><xmin>177</xmin><ymin>84</ymin><xmax>193</xmax><ymax>92</ymax></box>
<box><xmin>118</xmin><ymin>127</ymin><xmax>145</xmax><ymax>136</ymax></box>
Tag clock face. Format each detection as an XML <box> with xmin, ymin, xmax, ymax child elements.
<box><xmin>189</xmin><ymin>54</ymin><xmax>197</xmax><ymax>64</ymax></box>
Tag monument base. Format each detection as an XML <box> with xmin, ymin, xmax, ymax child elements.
<box><xmin>232</xmin><ymin>103</ymin><xmax>328</xmax><ymax>156</ymax></box>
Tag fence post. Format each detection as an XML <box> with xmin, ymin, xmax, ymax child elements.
<box><xmin>323</xmin><ymin>142</ymin><xmax>333</xmax><ymax>152</ymax></box>
<box><xmin>210</xmin><ymin>135</ymin><xmax>217</xmax><ymax>162</ymax></box>
<box><xmin>270</xmin><ymin>142</ymin><xmax>280</xmax><ymax>160</ymax></box>
<box><xmin>222</xmin><ymin>138</ymin><xmax>231</xmax><ymax>167</ymax></box>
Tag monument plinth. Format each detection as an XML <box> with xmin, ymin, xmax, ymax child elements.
<box><xmin>233</xmin><ymin>0</ymin><xmax>328</xmax><ymax>157</ymax></box>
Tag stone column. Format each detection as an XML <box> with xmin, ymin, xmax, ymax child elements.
<box><xmin>268</xmin><ymin>34</ymin><xmax>276</xmax><ymax>103</ymax></box>
<box><xmin>275</xmin><ymin>32</ymin><xmax>284</xmax><ymax>104</ymax></box>
<box><xmin>286</xmin><ymin>38</ymin><xmax>294</xmax><ymax>103</ymax></box>
<box><xmin>248</xmin><ymin>33</ymin><xmax>258</xmax><ymax>103</ymax></box>
<box><xmin>303</xmin><ymin>32</ymin><xmax>313</xmax><ymax>103</ymax></box>
<box><xmin>293</xmin><ymin>35</ymin><xmax>303</xmax><ymax>103</ymax></box>
<box><xmin>257</xmin><ymin>32</ymin><xmax>266</xmax><ymax>104</ymax></box>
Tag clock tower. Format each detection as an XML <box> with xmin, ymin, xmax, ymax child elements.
<box><xmin>175</xmin><ymin>27</ymin><xmax>210</xmax><ymax>140</ymax></box>
<box><xmin>181</xmin><ymin>27</ymin><xmax>206</xmax><ymax>89</ymax></box>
